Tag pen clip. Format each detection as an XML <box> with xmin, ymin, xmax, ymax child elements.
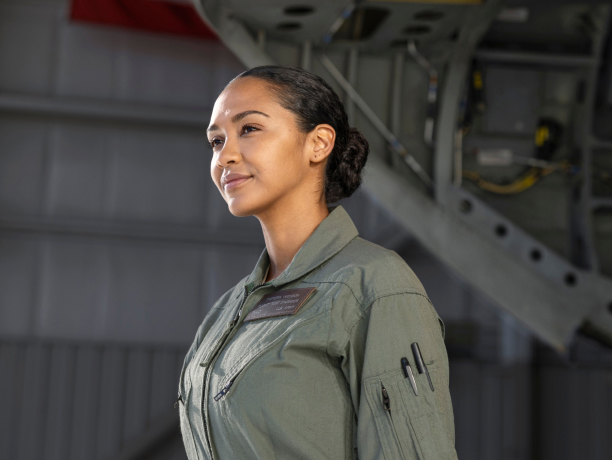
<box><xmin>401</xmin><ymin>357</ymin><xmax>418</xmax><ymax>396</ymax></box>
<box><xmin>411</xmin><ymin>342</ymin><xmax>435</xmax><ymax>392</ymax></box>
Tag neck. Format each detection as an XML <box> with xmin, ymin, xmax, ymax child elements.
<box><xmin>257</xmin><ymin>199</ymin><xmax>329</xmax><ymax>283</ymax></box>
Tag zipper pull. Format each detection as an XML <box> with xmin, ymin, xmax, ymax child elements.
<box><xmin>229</xmin><ymin>312</ymin><xmax>240</xmax><ymax>329</ymax></box>
<box><xmin>381</xmin><ymin>384</ymin><xmax>391</xmax><ymax>412</ymax></box>
<box><xmin>214</xmin><ymin>380</ymin><xmax>234</xmax><ymax>401</ymax></box>
<box><xmin>174</xmin><ymin>393</ymin><xmax>183</xmax><ymax>408</ymax></box>
<box><xmin>230</xmin><ymin>288</ymin><xmax>249</xmax><ymax>328</ymax></box>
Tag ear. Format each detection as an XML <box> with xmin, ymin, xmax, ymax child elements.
<box><xmin>308</xmin><ymin>124</ymin><xmax>335</xmax><ymax>165</ymax></box>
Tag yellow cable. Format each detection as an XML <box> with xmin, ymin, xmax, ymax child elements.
<box><xmin>462</xmin><ymin>167</ymin><xmax>555</xmax><ymax>195</ymax></box>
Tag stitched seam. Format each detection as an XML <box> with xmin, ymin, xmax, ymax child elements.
<box><xmin>362</xmin><ymin>290</ymin><xmax>431</xmax><ymax>309</ymax></box>
<box><xmin>302</xmin><ymin>279</ymin><xmax>362</xmax><ymax>305</ymax></box>
<box><xmin>218</xmin><ymin>308</ymin><xmax>329</xmax><ymax>391</ymax></box>
<box><xmin>349</xmin><ymin>291</ymin><xmax>430</xmax><ymax>334</ymax></box>
<box><xmin>337</xmin><ymin>292</ymin><xmax>435</xmax><ymax>358</ymax></box>
<box><xmin>301</xmin><ymin>280</ymin><xmax>361</xmax><ymax>356</ymax></box>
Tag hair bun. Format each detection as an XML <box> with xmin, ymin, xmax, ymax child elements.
<box><xmin>325</xmin><ymin>127</ymin><xmax>369</xmax><ymax>203</ymax></box>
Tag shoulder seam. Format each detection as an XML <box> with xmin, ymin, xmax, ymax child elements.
<box><xmin>333</xmin><ymin>290</ymin><xmax>433</xmax><ymax>356</ymax></box>
<box><xmin>363</xmin><ymin>289</ymin><xmax>431</xmax><ymax>309</ymax></box>
<box><xmin>303</xmin><ymin>280</ymin><xmax>362</xmax><ymax>305</ymax></box>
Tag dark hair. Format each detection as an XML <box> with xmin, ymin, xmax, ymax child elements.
<box><xmin>236</xmin><ymin>65</ymin><xmax>369</xmax><ymax>204</ymax></box>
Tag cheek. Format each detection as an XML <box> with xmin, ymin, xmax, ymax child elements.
<box><xmin>210</xmin><ymin>158</ymin><xmax>222</xmax><ymax>190</ymax></box>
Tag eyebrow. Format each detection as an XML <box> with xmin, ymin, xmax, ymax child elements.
<box><xmin>207</xmin><ymin>110</ymin><xmax>270</xmax><ymax>133</ymax></box>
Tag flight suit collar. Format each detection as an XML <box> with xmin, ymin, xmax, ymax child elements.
<box><xmin>245</xmin><ymin>206</ymin><xmax>359</xmax><ymax>289</ymax></box>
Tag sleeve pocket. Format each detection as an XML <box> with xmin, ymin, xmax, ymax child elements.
<box><xmin>364</xmin><ymin>369</ymin><xmax>457</xmax><ymax>460</ymax></box>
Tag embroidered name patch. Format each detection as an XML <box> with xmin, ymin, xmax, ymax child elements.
<box><xmin>244</xmin><ymin>287</ymin><xmax>316</xmax><ymax>322</ymax></box>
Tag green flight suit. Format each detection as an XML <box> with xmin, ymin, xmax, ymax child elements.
<box><xmin>178</xmin><ymin>205</ymin><xmax>458</xmax><ymax>460</ymax></box>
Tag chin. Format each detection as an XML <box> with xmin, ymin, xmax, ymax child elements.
<box><xmin>226</xmin><ymin>196</ymin><xmax>258</xmax><ymax>217</ymax></box>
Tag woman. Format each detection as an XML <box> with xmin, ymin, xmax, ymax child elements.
<box><xmin>177</xmin><ymin>65</ymin><xmax>457</xmax><ymax>460</ymax></box>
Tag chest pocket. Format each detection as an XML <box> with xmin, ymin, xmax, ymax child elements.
<box><xmin>212</xmin><ymin>298</ymin><xmax>332</xmax><ymax>400</ymax></box>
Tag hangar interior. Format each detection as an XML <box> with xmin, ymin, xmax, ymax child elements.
<box><xmin>1</xmin><ymin>0</ymin><xmax>612</xmax><ymax>459</ymax></box>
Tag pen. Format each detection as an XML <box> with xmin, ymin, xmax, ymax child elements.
<box><xmin>401</xmin><ymin>357</ymin><xmax>418</xmax><ymax>396</ymax></box>
<box><xmin>411</xmin><ymin>342</ymin><xmax>435</xmax><ymax>392</ymax></box>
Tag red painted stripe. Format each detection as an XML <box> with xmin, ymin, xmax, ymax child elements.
<box><xmin>70</xmin><ymin>0</ymin><xmax>218</xmax><ymax>40</ymax></box>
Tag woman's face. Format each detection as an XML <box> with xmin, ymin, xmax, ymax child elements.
<box><xmin>208</xmin><ymin>77</ymin><xmax>331</xmax><ymax>218</ymax></box>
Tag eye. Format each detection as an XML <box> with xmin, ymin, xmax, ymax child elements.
<box><xmin>209</xmin><ymin>137</ymin><xmax>223</xmax><ymax>149</ymax></box>
<box><xmin>241</xmin><ymin>124</ymin><xmax>259</xmax><ymax>135</ymax></box>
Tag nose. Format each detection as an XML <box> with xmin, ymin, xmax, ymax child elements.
<box><xmin>215</xmin><ymin>138</ymin><xmax>241</xmax><ymax>169</ymax></box>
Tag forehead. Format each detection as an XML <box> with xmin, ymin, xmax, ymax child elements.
<box><xmin>210</xmin><ymin>78</ymin><xmax>276</xmax><ymax>122</ymax></box>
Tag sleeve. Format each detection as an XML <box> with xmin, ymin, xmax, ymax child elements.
<box><xmin>339</xmin><ymin>292</ymin><xmax>458</xmax><ymax>460</ymax></box>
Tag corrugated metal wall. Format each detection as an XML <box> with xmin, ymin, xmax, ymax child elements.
<box><xmin>1</xmin><ymin>1</ymin><xmax>610</xmax><ymax>459</ymax></box>
<box><xmin>0</xmin><ymin>0</ymin><xmax>262</xmax><ymax>344</ymax></box>
<box><xmin>0</xmin><ymin>338</ymin><xmax>186</xmax><ymax>460</ymax></box>
<box><xmin>0</xmin><ymin>341</ymin><xmax>539</xmax><ymax>460</ymax></box>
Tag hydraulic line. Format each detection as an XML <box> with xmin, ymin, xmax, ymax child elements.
<box><xmin>462</xmin><ymin>166</ymin><xmax>558</xmax><ymax>195</ymax></box>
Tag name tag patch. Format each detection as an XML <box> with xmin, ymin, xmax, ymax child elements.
<box><xmin>244</xmin><ymin>287</ymin><xmax>316</xmax><ymax>322</ymax></box>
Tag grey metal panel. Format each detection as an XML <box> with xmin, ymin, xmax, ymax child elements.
<box><xmin>147</xmin><ymin>432</ymin><xmax>188</xmax><ymax>460</ymax></box>
<box><xmin>0</xmin><ymin>118</ymin><xmax>47</xmax><ymax>215</ymax></box>
<box><xmin>479</xmin><ymin>366</ymin><xmax>503</xmax><ymax>459</ymax></box>
<box><xmin>0</xmin><ymin>343</ymin><xmax>21</xmax><ymax>459</ymax></box>
<box><xmin>109</xmin><ymin>130</ymin><xmax>210</xmax><ymax>224</ymax></box>
<box><xmin>449</xmin><ymin>361</ymin><xmax>532</xmax><ymax>460</ymax></box>
<box><xmin>44</xmin><ymin>344</ymin><xmax>76</xmax><ymax>460</ymax></box>
<box><xmin>0</xmin><ymin>339</ymin><xmax>189</xmax><ymax>460</ymax></box>
<box><xmin>97</xmin><ymin>347</ymin><xmax>127</xmax><ymax>460</ymax></box>
<box><xmin>54</xmin><ymin>20</ymin><xmax>244</xmax><ymax>107</ymax></box>
<box><xmin>149</xmin><ymin>349</ymin><xmax>180</xmax><ymax>419</ymax></box>
<box><xmin>340</xmin><ymin>189</ymin><xmax>406</xmax><ymax>246</ymax></box>
<box><xmin>111</xmin><ymin>31</ymin><xmax>242</xmax><ymax>108</ymax></box>
<box><xmin>55</xmin><ymin>24</ymin><xmax>118</xmax><ymax>100</ymax></box>
<box><xmin>483</xmin><ymin>67</ymin><xmax>541</xmax><ymax>135</ymax></box>
<box><xmin>538</xmin><ymin>365</ymin><xmax>612</xmax><ymax>460</ymax></box>
<box><xmin>37</xmin><ymin>238</ymin><xmax>108</xmax><ymax>339</ymax></box>
<box><xmin>0</xmin><ymin>237</ymin><xmax>37</xmax><ymax>336</ymax></box>
<box><xmin>107</xmin><ymin>242</ymin><xmax>202</xmax><ymax>343</ymax></box>
<box><xmin>70</xmin><ymin>346</ymin><xmax>102</xmax><ymax>460</ymax></box>
<box><xmin>353</xmin><ymin>55</ymin><xmax>392</xmax><ymax>164</ymax></box>
<box><xmin>0</xmin><ymin>3</ymin><xmax>57</xmax><ymax>94</ymax></box>
<box><xmin>261</xmin><ymin>40</ymin><xmax>300</xmax><ymax>68</ymax></box>
<box><xmin>123</xmin><ymin>348</ymin><xmax>152</xmax><ymax>441</ymax></box>
<box><xmin>17</xmin><ymin>344</ymin><xmax>51</xmax><ymax>460</ymax></box>
<box><xmin>202</xmin><ymin>244</ymin><xmax>263</xmax><ymax>312</ymax></box>
<box><xmin>501</xmin><ymin>365</ymin><xmax>532</xmax><ymax>459</ymax></box>
<box><xmin>0</xmin><ymin>232</ymin><xmax>264</xmax><ymax>344</ymax></box>
<box><xmin>449</xmin><ymin>361</ymin><xmax>481</xmax><ymax>460</ymax></box>
<box><xmin>594</xmin><ymin>209</ymin><xmax>612</xmax><ymax>278</ymax></box>
<box><xmin>46</xmin><ymin>124</ymin><xmax>110</xmax><ymax>218</ymax></box>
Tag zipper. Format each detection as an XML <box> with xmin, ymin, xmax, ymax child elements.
<box><xmin>174</xmin><ymin>392</ymin><xmax>183</xmax><ymax>409</ymax></box>
<box><xmin>200</xmin><ymin>282</ymin><xmax>268</xmax><ymax>459</ymax></box>
<box><xmin>213</xmin><ymin>379</ymin><xmax>234</xmax><ymax>401</ymax></box>
<box><xmin>212</xmin><ymin>298</ymin><xmax>326</xmax><ymax>403</ymax></box>
<box><xmin>381</xmin><ymin>384</ymin><xmax>391</xmax><ymax>411</ymax></box>
<box><xmin>380</xmin><ymin>383</ymin><xmax>407</xmax><ymax>459</ymax></box>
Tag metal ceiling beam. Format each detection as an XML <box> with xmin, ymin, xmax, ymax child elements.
<box><xmin>363</xmin><ymin>155</ymin><xmax>612</xmax><ymax>351</ymax></box>
<box><xmin>0</xmin><ymin>215</ymin><xmax>265</xmax><ymax>247</ymax></box>
<box><xmin>0</xmin><ymin>92</ymin><xmax>211</xmax><ymax>129</ymax></box>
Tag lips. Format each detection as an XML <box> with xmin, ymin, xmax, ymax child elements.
<box><xmin>221</xmin><ymin>172</ymin><xmax>252</xmax><ymax>191</ymax></box>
